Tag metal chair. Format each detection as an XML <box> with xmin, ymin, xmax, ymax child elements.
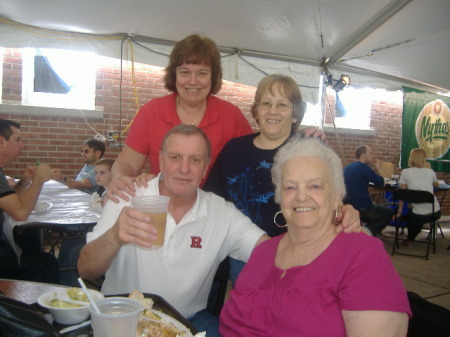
<box><xmin>207</xmin><ymin>257</ymin><xmax>230</xmax><ymax>316</ymax></box>
<box><xmin>392</xmin><ymin>189</ymin><xmax>439</xmax><ymax>260</ymax></box>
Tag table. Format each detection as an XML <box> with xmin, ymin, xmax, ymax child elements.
<box><xmin>370</xmin><ymin>183</ymin><xmax>450</xmax><ymax>208</ymax></box>
<box><xmin>0</xmin><ymin>279</ymin><xmax>198</xmax><ymax>336</ymax></box>
<box><xmin>0</xmin><ymin>278</ymin><xmax>66</xmax><ymax>304</ymax></box>
<box><xmin>2</xmin><ymin>180</ymin><xmax>101</xmax><ymax>257</ymax></box>
<box><xmin>369</xmin><ymin>183</ymin><xmax>399</xmax><ymax>206</ymax></box>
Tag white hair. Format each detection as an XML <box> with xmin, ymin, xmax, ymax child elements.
<box><xmin>271</xmin><ymin>136</ymin><xmax>346</xmax><ymax>204</ymax></box>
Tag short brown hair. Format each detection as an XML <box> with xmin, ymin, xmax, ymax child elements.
<box><xmin>83</xmin><ymin>138</ymin><xmax>106</xmax><ymax>158</ymax></box>
<box><xmin>355</xmin><ymin>145</ymin><xmax>368</xmax><ymax>159</ymax></box>
<box><xmin>161</xmin><ymin>124</ymin><xmax>211</xmax><ymax>162</ymax></box>
<box><xmin>163</xmin><ymin>34</ymin><xmax>223</xmax><ymax>95</ymax></box>
<box><xmin>250</xmin><ymin>74</ymin><xmax>304</xmax><ymax>132</ymax></box>
<box><xmin>94</xmin><ymin>158</ymin><xmax>115</xmax><ymax>170</ymax></box>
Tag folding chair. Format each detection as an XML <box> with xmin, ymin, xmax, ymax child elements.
<box><xmin>207</xmin><ymin>257</ymin><xmax>230</xmax><ymax>316</ymax></box>
<box><xmin>391</xmin><ymin>189</ymin><xmax>439</xmax><ymax>260</ymax></box>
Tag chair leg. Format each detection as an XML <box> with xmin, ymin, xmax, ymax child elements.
<box><xmin>437</xmin><ymin>222</ymin><xmax>445</xmax><ymax>238</ymax></box>
<box><xmin>392</xmin><ymin>221</ymin><xmax>400</xmax><ymax>255</ymax></box>
<box><xmin>433</xmin><ymin>222</ymin><xmax>437</xmax><ymax>254</ymax></box>
<box><xmin>425</xmin><ymin>222</ymin><xmax>436</xmax><ymax>260</ymax></box>
<box><xmin>425</xmin><ymin>224</ymin><xmax>433</xmax><ymax>260</ymax></box>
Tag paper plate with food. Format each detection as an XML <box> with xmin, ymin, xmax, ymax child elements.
<box><xmin>128</xmin><ymin>290</ymin><xmax>193</xmax><ymax>337</ymax></box>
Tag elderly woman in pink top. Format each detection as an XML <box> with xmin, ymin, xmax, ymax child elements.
<box><xmin>219</xmin><ymin>137</ymin><xmax>411</xmax><ymax>337</ymax></box>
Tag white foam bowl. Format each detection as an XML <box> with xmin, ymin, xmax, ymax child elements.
<box><xmin>38</xmin><ymin>288</ymin><xmax>104</xmax><ymax>325</ymax></box>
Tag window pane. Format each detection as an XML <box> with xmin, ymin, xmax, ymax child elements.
<box><xmin>22</xmin><ymin>48</ymin><xmax>97</xmax><ymax>110</ymax></box>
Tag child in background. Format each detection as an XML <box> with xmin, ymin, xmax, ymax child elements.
<box><xmin>90</xmin><ymin>158</ymin><xmax>115</xmax><ymax>212</ymax></box>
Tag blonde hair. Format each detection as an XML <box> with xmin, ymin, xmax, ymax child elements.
<box><xmin>408</xmin><ymin>148</ymin><xmax>427</xmax><ymax>168</ymax></box>
<box><xmin>251</xmin><ymin>74</ymin><xmax>304</xmax><ymax>132</ymax></box>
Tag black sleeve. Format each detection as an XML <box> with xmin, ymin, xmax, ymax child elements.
<box><xmin>203</xmin><ymin>148</ymin><xmax>227</xmax><ymax>199</ymax></box>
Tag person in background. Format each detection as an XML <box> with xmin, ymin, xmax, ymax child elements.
<box><xmin>59</xmin><ymin>158</ymin><xmax>114</xmax><ymax>286</ymax></box>
<box><xmin>52</xmin><ymin>138</ymin><xmax>105</xmax><ymax>194</ymax></box>
<box><xmin>0</xmin><ymin>119</ymin><xmax>59</xmax><ymax>283</ymax></box>
<box><xmin>90</xmin><ymin>158</ymin><xmax>115</xmax><ymax>210</ymax></box>
<box><xmin>219</xmin><ymin>137</ymin><xmax>411</xmax><ymax>337</ymax></box>
<box><xmin>107</xmin><ymin>34</ymin><xmax>254</xmax><ymax>201</ymax></box>
<box><xmin>204</xmin><ymin>74</ymin><xmax>359</xmax><ymax>284</ymax></box>
<box><xmin>344</xmin><ymin>145</ymin><xmax>394</xmax><ymax>236</ymax></box>
<box><xmin>397</xmin><ymin>148</ymin><xmax>440</xmax><ymax>246</ymax></box>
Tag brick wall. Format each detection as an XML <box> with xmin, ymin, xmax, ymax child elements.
<box><xmin>2</xmin><ymin>48</ymin><xmax>450</xmax><ymax>214</ymax></box>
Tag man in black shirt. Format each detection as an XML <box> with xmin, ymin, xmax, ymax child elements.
<box><xmin>0</xmin><ymin>119</ymin><xmax>58</xmax><ymax>283</ymax></box>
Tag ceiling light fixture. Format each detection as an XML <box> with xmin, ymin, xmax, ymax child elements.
<box><xmin>332</xmin><ymin>75</ymin><xmax>350</xmax><ymax>92</ymax></box>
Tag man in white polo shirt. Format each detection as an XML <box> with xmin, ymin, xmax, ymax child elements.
<box><xmin>78</xmin><ymin>125</ymin><xmax>267</xmax><ymax>336</ymax></box>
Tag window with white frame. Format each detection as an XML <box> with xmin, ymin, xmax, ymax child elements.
<box><xmin>22</xmin><ymin>48</ymin><xmax>98</xmax><ymax>110</ymax></box>
<box><xmin>302</xmin><ymin>87</ymin><xmax>402</xmax><ymax>130</ymax></box>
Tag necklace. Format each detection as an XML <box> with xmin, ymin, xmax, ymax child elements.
<box><xmin>178</xmin><ymin>111</ymin><xmax>204</xmax><ymax>126</ymax></box>
<box><xmin>176</xmin><ymin>96</ymin><xmax>205</xmax><ymax>126</ymax></box>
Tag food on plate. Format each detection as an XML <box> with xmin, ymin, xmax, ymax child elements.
<box><xmin>49</xmin><ymin>287</ymin><xmax>89</xmax><ymax>308</ymax></box>
<box><xmin>66</xmin><ymin>287</ymin><xmax>89</xmax><ymax>301</ymax></box>
<box><xmin>129</xmin><ymin>289</ymin><xmax>155</xmax><ymax>310</ymax></box>
<box><xmin>138</xmin><ymin>319</ymin><xmax>185</xmax><ymax>337</ymax></box>
<box><xmin>128</xmin><ymin>290</ymin><xmax>186</xmax><ymax>337</ymax></box>
<box><xmin>49</xmin><ymin>299</ymin><xmax>81</xmax><ymax>309</ymax></box>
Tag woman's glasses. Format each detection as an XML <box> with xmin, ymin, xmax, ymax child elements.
<box><xmin>257</xmin><ymin>100</ymin><xmax>293</xmax><ymax>112</ymax></box>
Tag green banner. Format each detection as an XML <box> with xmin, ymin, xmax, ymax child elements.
<box><xmin>401</xmin><ymin>87</ymin><xmax>450</xmax><ymax>172</ymax></box>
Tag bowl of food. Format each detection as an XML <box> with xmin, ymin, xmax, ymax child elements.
<box><xmin>38</xmin><ymin>287</ymin><xmax>104</xmax><ymax>325</ymax></box>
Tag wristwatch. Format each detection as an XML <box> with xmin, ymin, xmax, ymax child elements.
<box><xmin>59</xmin><ymin>177</ymin><xmax>67</xmax><ymax>184</ymax></box>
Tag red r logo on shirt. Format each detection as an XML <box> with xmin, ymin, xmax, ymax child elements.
<box><xmin>190</xmin><ymin>236</ymin><xmax>202</xmax><ymax>248</ymax></box>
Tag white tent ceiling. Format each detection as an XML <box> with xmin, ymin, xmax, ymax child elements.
<box><xmin>0</xmin><ymin>0</ymin><xmax>449</xmax><ymax>104</ymax></box>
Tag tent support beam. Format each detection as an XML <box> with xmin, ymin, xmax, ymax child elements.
<box><xmin>328</xmin><ymin>0</ymin><xmax>412</xmax><ymax>64</ymax></box>
<box><xmin>331</xmin><ymin>63</ymin><xmax>449</xmax><ymax>93</ymax></box>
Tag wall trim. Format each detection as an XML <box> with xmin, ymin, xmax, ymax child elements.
<box><xmin>323</xmin><ymin>124</ymin><xmax>376</xmax><ymax>136</ymax></box>
<box><xmin>0</xmin><ymin>103</ymin><xmax>103</xmax><ymax>119</ymax></box>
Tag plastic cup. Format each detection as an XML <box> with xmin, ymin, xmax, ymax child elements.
<box><xmin>132</xmin><ymin>195</ymin><xmax>170</xmax><ymax>249</ymax></box>
<box><xmin>89</xmin><ymin>297</ymin><xmax>142</xmax><ymax>337</ymax></box>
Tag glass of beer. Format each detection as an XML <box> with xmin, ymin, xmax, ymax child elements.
<box><xmin>132</xmin><ymin>195</ymin><xmax>170</xmax><ymax>249</ymax></box>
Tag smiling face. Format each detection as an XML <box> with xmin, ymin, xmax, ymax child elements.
<box><xmin>175</xmin><ymin>63</ymin><xmax>212</xmax><ymax>107</ymax></box>
<box><xmin>159</xmin><ymin>133</ymin><xmax>209</xmax><ymax>200</ymax></box>
<box><xmin>280</xmin><ymin>156</ymin><xmax>340</xmax><ymax>232</ymax></box>
<box><xmin>256</xmin><ymin>83</ymin><xmax>296</xmax><ymax>143</ymax></box>
<box><xmin>81</xmin><ymin>146</ymin><xmax>101</xmax><ymax>165</ymax></box>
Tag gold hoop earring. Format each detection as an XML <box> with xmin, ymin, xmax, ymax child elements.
<box><xmin>273</xmin><ymin>211</ymin><xmax>287</xmax><ymax>228</ymax></box>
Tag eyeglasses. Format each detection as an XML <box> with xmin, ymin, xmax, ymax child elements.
<box><xmin>81</xmin><ymin>149</ymin><xmax>92</xmax><ymax>154</ymax></box>
<box><xmin>257</xmin><ymin>100</ymin><xmax>293</xmax><ymax>112</ymax></box>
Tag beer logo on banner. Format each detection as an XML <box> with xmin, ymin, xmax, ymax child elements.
<box><xmin>415</xmin><ymin>99</ymin><xmax>450</xmax><ymax>159</ymax></box>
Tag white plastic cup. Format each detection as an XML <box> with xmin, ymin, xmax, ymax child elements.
<box><xmin>89</xmin><ymin>297</ymin><xmax>142</xmax><ymax>337</ymax></box>
<box><xmin>132</xmin><ymin>195</ymin><xmax>170</xmax><ymax>249</ymax></box>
